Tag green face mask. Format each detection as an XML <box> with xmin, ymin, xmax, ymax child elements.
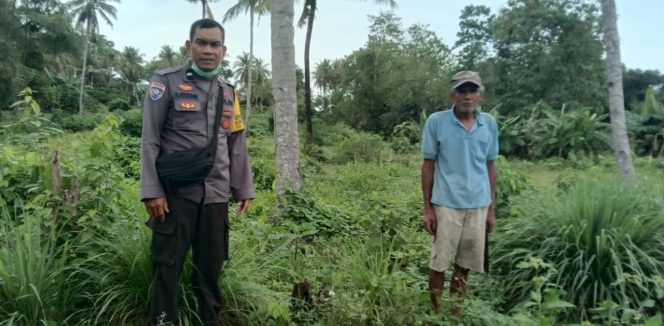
<box><xmin>191</xmin><ymin>62</ymin><xmax>222</xmax><ymax>79</ymax></box>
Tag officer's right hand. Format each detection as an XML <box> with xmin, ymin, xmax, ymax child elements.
<box><xmin>423</xmin><ymin>209</ymin><xmax>436</xmax><ymax>235</ymax></box>
<box><xmin>144</xmin><ymin>197</ymin><xmax>169</xmax><ymax>222</ymax></box>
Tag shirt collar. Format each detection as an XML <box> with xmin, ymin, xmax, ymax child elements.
<box><xmin>451</xmin><ymin>106</ymin><xmax>484</xmax><ymax>126</ymax></box>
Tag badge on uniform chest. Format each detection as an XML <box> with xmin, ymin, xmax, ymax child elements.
<box><xmin>175</xmin><ymin>92</ymin><xmax>198</xmax><ymax>100</ymax></box>
<box><xmin>178</xmin><ymin>83</ymin><xmax>194</xmax><ymax>91</ymax></box>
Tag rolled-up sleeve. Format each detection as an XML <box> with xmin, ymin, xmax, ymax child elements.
<box><xmin>421</xmin><ymin>116</ymin><xmax>438</xmax><ymax>160</ymax></box>
<box><xmin>140</xmin><ymin>76</ymin><xmax>169</xmax><ymax>200</ymax></box>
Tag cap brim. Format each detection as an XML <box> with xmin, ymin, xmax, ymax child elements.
<box><xmin>452</xmin><ymin>80</ymin><xmax>482</xmax><ymax>90</ymax></box>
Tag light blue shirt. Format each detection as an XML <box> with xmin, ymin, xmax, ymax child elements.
<box><xmin>421</xmin><ymin>107</ymin><xmax>499</xmax><ymax>208</ymax></box>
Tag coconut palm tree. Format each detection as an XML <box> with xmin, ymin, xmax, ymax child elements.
<box><xmin>313</xmin><ymin>59</ymin><xmax>334</xmax><ymax>111</ymax></box>
<box><xmin>118</xmin><ymin>46</ymin><xmax>144</xmax><ymax>106</ymax></box>
<box><xmin>176</xmin><ymin>45</ymin><xmax>189</xmax><ymax>63</ymax></box>
<box><xmin>298</xmin><ymin>0</ymin><xmax>397</xmax><ymax>146</ymax></box>
<box><xmin>158</xmin><ymin>45</ymin><xmax>177</xmax><ymax>67</ymax></box>
<box><xmin>223</xmin><ymin>0</ymin><xmax>271</xmax><ymax>131</ymax></box>
<box><xmin>89</xmin><ymin>34</ymin><xmax>119</xmax><ymax>87</ymax></box>
<box><xmin>67</xmin><ymin>0</ymin><xmax>119</xmax><ymax>115</ymax></box>
<box><xmin>313</xmin><ymin>59</ymin><xmax>333</xmax><ymax>94</ymax></box>
<box><xmin>271</xmin><ymin>0</ymin><xmax>300</xmax><ymax>194</ymax></box>
<box><xmin>233</xmin><ymin>52</ymin><xmax>270</xmax><ymax>107</ymax></box>
<box><xmin>186</xmin><ymin>0</ymin><xmax>218</xmax><ymax>19</ymax></box>
<box><xmin>600</xmin><ymin>0</ymin><xmax>636</xmax><ymax>182</ymax></box>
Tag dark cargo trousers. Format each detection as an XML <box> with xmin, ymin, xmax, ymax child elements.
<box><xmin>147</xmin><ymin>194</ymin><xmax>229</xmax><ymax>326</ymax></box>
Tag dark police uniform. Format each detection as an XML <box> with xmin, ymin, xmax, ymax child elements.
<box><xmin>140</xmin><ymin>63</ymin><xmax>255</xmax><ymax>325</ymax></box>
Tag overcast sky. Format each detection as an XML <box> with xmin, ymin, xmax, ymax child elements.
<box><xmin>99</xmin><ymin>0</ymin><xmax>664</xmax><ymax>76</ymax></box>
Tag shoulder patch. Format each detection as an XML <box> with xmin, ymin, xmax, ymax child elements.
<box><xmin>231</xmin><ymin>90</ymin><xmax>245</xmax><ymax>132</ymax></box>
<box><xmin>149</xmin><ymin>82</ymin><xmax>166</xmax><ymax>101</ymax></box>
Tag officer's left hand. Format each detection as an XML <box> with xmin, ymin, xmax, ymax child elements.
<box><xmin>237</xmin><ymin>199</ymin><xmax>250</xmax><ymax>214</ymax></box>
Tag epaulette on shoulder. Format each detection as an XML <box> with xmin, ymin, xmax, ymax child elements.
<box><xmin>155</xmin><ymin>65</ymin><xmax>184</xmax><ymax>76</ymax></box>
<box><xmin>216</xmin><ymin>76</ymin><xmax>235</xmax><ymax>89</ymax></box>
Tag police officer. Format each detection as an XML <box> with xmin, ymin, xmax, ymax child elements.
<box><xmin>140</xmin><ymin>19</ymin><xmax>255</xmax><ymax>325</ymax></box>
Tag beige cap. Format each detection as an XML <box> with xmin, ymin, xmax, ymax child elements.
<box><xmin>451</xmin><ymin>71</ymin><xmax>483</xmax><ymax>90</ymax></box>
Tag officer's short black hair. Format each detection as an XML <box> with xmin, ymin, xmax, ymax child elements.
<box><xmin>189</xmin><ymin>19</ymin><xmax>225</xmax><ymax>45</ymax></box>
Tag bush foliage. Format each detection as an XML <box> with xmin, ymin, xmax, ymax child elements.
<box><xmin>493</xmin><ymin>176</ymin><xmax>664</xmax><ymax>321</ymax></box>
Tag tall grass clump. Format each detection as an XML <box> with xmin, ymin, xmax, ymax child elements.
<box><xmin>323</xmin><ymin>238</ymin><xmax>423</xmax><ymax>325</ymax></box>
<box><xmin>74</xmin><ymin>221</ymin><xmax>201</xmax><ymax>325</ymax></box>
<box><xmin>493</xmin><ymin>176</ymin><xmax>664</xmax><ymax>320</ymax></box>
<box><xmin>0</xmin><ymin>201</ymin><xmax>78</xmax><ymax>324</ymax></box>
<box><xmin>219</xmin><ymin>220</ymin><xmax>294</xmax><ymax>324</ymax></box>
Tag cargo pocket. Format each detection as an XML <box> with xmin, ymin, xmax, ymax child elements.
<box><xmin>146</xmin><ymin>216</ymin><xmax>177</xmax><ymax>266</ymax></box>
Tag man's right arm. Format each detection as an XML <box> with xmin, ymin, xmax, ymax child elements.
<box><xmin>422</xmin><ymin>159</ymin><xmax>436</xmax><ymax>235</ymax></box>
<box><xmin>140</xmin><ymin>76</ymin><xmax>169</xmax><ymax>221</ymax></box>
<box><xmin>421</xmin><ymin>115</ymin><xmax>438</xmax><ymax>235</ymax></box>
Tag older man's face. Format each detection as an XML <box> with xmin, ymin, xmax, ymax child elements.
<box><xmin>452</xmin><ymin>83</ymin><xmax>482</xmax><ymax>114</ymax></box>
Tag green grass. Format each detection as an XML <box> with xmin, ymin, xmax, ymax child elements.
<box><xmin>3</xmin><ymin>114</ymin><xmax>664</xmax><ymax>324</ymax></box>
<box><xmin>0</xmin><ymin>201</ymin><xmax>79</xmax><ymax>324</ymax></box>
<box><xmin>493</xmin><ymin>175</ymin><xmax>664</xmax><ymax>321</ymax></box>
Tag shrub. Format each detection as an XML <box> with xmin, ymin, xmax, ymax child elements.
<box><xmin>87</xmin><ymin>87</ymin><xmax>126</xmax><ymax>106</ymax></box>
<box><xmin>330</xmin><ymin>130</ymin><xmax>390</xmax><ymax>164</ymax></box>
<box><xmin>52</xmin><ymin>113</ymin><xmax>106</xmax><ymax>132</ymax></box>
<box><xmin>246</xmin><ymin>110</ymin><xmax>273</xmax><ymax>139</ymax></box>
<box><xmin>108</xmin><ymin>98</ymin><xmax>133</xmax><ymax>112</ymax></box>
<box><xmin>627</xmin><ymin>91</ymin><xmax>664</xmax><ymax>157</ymax></box>
<box><xmin>247</xmin><ymin>137</ymin><xmax>276</xmax><ymax>191</ymax></box>
<box><xmin>493</xmin><ymin>176</ymin><xmax>664</xmax><ymax>321</ymax></box>
<box><xmin>278</xmin><ymin>190</ymin><xmax>358</xmax><ymax>237</ymax></box>
<box><xmin>494</xmin><ymin>102</ymin><xmax>612</xmax><ymax>159</ymax></box>
<box><xmin>530</xmin><ymin>104</ymin><xmax>611</xmax><ymax>159</ymax></box>
<box><xmin>495</xmin><ymin>157</ymin><xmax>530</xmax><ymax>219</ymax></box>
<box><xmin>117</xmin><ymin>108</ymin><xmax>143</xmax><ymax>137</ymax></box>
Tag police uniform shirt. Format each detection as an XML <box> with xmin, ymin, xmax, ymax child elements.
<box><xmin>140</xmin><ymin>63</ymin><xmax>255</xmax><ymax>204</ymax></box>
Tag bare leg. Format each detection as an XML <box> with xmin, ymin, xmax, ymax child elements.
<box><xmin>428</xmin><ymin>269</ymin><xmax>445</xmax><ymax>313</ymax></box>
<box><xmin>450</xmin><ymin>264</ymin><xmax>469</xmax><ymax>316</ymax></box>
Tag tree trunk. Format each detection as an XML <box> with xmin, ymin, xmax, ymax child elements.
<box><xmin>78</xmin><ymin>21</ymin><xmax>90</xmax><ymax>115</ymax></box>
<box><xmin>600</xmin><ymin>0</ymin><xmax>636</xmax><ymax>183</ymax></box>
<box><xmin>303</xmin><ymin>0</ymin><xmax>316</xmax><ymax>147</ymax></box>
<box><xmin>271</xmin><ymin>0</ymin><xmax>301</xmax><ymax>195</ymax></box>
<box><xmin>202</xmin><ymin>0</ymin><xmax>207</xmax><ymax>18</ymax></box>
<box><xmin>246</xmin><ymin>9</ymin><xmax>254</xmax><ymax>133</ymax></box>
<box><xmin>132</xmin><ymin>84</ymin><xmax>140</xmax><ymax>106</ymax></box>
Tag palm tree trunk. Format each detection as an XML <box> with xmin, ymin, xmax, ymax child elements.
<box><xmin>202</xmin><ymin>0</ymin><xmax>207</xmax><ymax>18</ymax></box>
<box><xmin>600</xmin><ymin>0</ymin><xmax>636</xmax><ymax>183</ymax></box>
<box><xmin>246</xmin><ymin>8</ymin><xmax>254</xmax><ymax>133</ymax></box>
<box><xmin>303</xmin><ymin>0</ymin><xmax>316</xmax><ymax>147</ymax></box>
<box><xmin>134</xmin><ymin>84</ymin><xmax>140</xmax><ymax>106</ymax></box>
<box><xmin>271</xmin><ymin>0</ymin><xmax>301</xmax><ymax>195</ymax></box>
<box><xmin>78</xmin><ymin>21</ymin><xmax>90</xmax><ymax>115</ymax></box>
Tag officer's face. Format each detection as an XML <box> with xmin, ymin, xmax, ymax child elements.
<box><xmin>187</xmin><ymin>27</ymin><xmax>226</xmax><ymax>71</ymax></box>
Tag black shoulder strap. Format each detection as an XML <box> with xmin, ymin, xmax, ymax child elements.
<box><xmin>209</xmin><ymin>82</ymin><xmax>225</xmax><ymax>154</ymax></box>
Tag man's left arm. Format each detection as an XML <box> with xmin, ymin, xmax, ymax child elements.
<box><xmin>228</xmin><ymin>89</ymin><xmax>256</xmax><ymax>214</ymax></box>
<box><xmin>486</xmin><ymin>113</ymin><xmax>499</xmax><ymax>232</ymax></box>
<box><xmin>486</xmin><ymin>160</ymin><xmax>496</xmax><ymax>232</ymax></box>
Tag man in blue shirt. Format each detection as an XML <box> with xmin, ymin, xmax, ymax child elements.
<box><xmin>421</xmin><ymin>71</ymin><xmax>498</xmax><ymax>316</ymax></box>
